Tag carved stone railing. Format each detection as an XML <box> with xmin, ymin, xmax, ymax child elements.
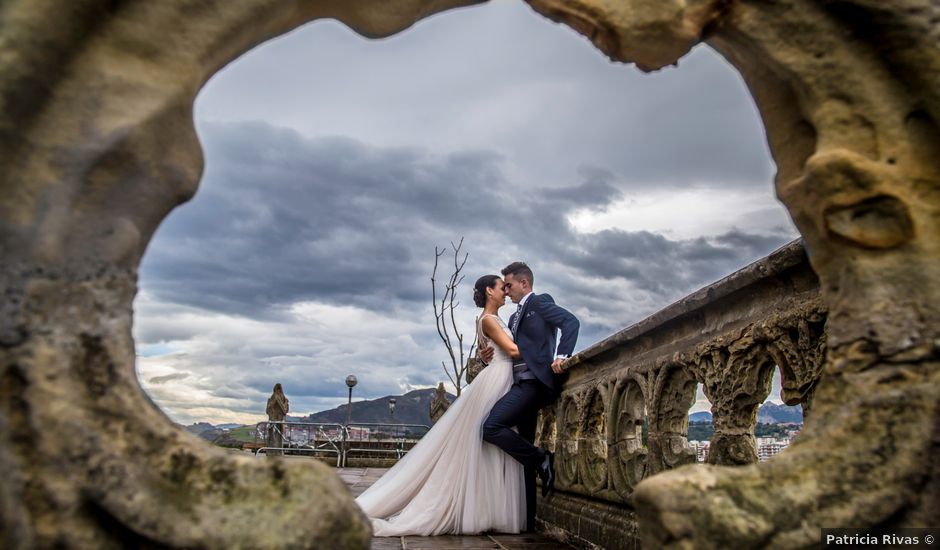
<box><xmin>535</xmin><ymin>239</ymin><xmax>827</xmax><ymax>549</ymax></box>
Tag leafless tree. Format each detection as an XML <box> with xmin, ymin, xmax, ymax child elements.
<box><xmin>431</xmin><ymin>238</ymin><xmax>477</xmax><ymax>396</ymax></box>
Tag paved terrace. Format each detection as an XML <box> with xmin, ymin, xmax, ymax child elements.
<box><xmin>338</xmin><ymin>468</ymin><xmax>572</xmax><ymax>550</ymax></box>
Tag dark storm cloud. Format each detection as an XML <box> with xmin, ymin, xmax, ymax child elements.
<box><xmin>711</xmin><ymin>228</ymin><xmax>789</xmax><ymax>254</ymax></box>
<box><xmin>141</xmin><ymin>121</ymin><xmax>604</xmax><ymax>318</ymax></box>
<box><xmin>552</xmin><ymin>228</ymin><xmax>788</xmax><ymax>297</ymax></box>
<box><xmin>544</xmin><ymin>166</ymin><xmax>621</xmax><ymax>204</ymax></box>
<box><xmin>140</xmin><ymin>120</ymin><xmax>791</xmax><ymax>336</ymax></box>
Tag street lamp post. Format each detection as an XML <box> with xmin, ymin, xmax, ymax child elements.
<box><xmin>345</xmin><ymin>374</ymin><xmax>358</xmax><ymax>427</ymax></box>
<box><xmin>388</xmin><ymin>397</ymin><xmax>399</xmax><ymax>454</ymax></box>
<box><xmin>344</xmin><ymin>374</ymin><xmax>357</xmax><ymax>467</ymax></box>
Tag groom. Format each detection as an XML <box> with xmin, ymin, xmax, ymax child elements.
<box><xmin>479</xmin><ymin>261</ymin><xmax>579</xmax><ymax>531</ymax></box>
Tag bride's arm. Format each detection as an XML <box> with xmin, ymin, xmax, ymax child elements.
<box><xmin>481</xmin><ymin>316</ymin><xmax>520</xmax><ymax>359</ymax></box>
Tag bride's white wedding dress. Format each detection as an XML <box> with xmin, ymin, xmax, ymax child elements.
<box><xmin>355</xmin><ymin>314</ymin><xmax>525</xmax><ymax>536</ymax></box>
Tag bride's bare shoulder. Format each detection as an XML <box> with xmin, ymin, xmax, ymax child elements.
<box><xmin>479</xmin><ymin>314</ymin><xmax>502</xmax><ymax>330</ymax></box>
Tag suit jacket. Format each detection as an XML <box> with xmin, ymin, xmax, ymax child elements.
<box><xmin>510</xmin><ymin>293</ymin><xmax>579</xmax><ymax>394</ymax></box>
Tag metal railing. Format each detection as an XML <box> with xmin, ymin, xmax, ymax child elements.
<box><xmin>253</xmin><ymin>421</ymin><xmax>345</xmax><ymax>465</ymax></box>
<box><xmin>345</xmin><ymin>423</ymin><xmax>431</xmax><ymax>463</ymax></box>
<box><xmin>253</xmin><ymin>421</ymin><xmax>431</xmax><ymax>466</ymax></box>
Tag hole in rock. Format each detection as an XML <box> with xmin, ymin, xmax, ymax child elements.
<box><xmin>754</xmin><ymin>365</ymin><xmax>803</xmax><ymax>462</ymax></box>
<box><xmin>688</xmin><ymin>383</ymin><xmax>713</xmax><ymax>463</ymax></box>
<box><xmin>131</xmin><ymin>2</ymin><xmax>792</xmax><ymax>448</ymax></box>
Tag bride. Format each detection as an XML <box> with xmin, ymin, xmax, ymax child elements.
<box><xmin>355</xmin><ymin>275</ymin><xmax>526</xmax><ymax>535</ymax></box>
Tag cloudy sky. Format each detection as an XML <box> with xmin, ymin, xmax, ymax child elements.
<box><xmin>134</xmin><ymin>1</ymin><xmax>798</xmax><ymax>425</ymax></box>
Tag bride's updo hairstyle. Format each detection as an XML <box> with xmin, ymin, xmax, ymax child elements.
<box><xmin>473</xmin><ymin>275</ymin><xmax>500</xmax><ymax>308</ymax></box>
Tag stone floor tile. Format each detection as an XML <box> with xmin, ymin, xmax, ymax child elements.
<box><xmin>335</xmin><ymin>469</ymin><xmax>572</xmax><ymax>549</ymax></box>
<box><xmin>402</xmin><ymin>535</ymin><xmax>500</xmax><ymax>549</ymax></box>
<box><xmin>370</xmin><ymin>537</ymin><xmax>403</xmax><ymax>550</ymax></box>
<box><xmin>488</xmin><ymin>534</ymin><xmax>563</xmax><ymax>546</ymax></box>
<box><xmin>493</xmin><ymin>543</ymin><xmax>569</xmax><ymax>549</ymax></box>
<box><xmin>489</xmin><ymin>534</ymin><xmax>547</xmax><ymax>541</ymax></box>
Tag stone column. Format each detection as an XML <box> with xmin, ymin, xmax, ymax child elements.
<box><xmin>696</xmin><ymin>338</ymin><xmax>776</xmax><ymax>466</ymax></box>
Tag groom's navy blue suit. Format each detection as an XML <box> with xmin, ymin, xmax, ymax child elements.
<box><xmin>482</xmin><ymin>292</ymin><xmax>578</xmax><ymax>530</ymax></box>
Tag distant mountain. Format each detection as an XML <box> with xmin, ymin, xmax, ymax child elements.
<box><xmin>757</xmin><ymin>402</ymin><xmax>803</xmax><ymax>424</ymax></box>
<box><xmin>689</xmin><ymin>403</ymin><xmax>802</xmax><ymax>424</ymax></box>
<box><xmin>298</xmin><ymin>388</ymin><xmax>456</xmax><ymax>426</ymax></box>
<box><xmin>183</xmin><ymin>422</ymin><xmax>213</xmax><ymax>434</ymax></box>
<box><xmin>182</xmin><ymin>422</ymin><xmax>224</xmax><ymax>441</ymax></box>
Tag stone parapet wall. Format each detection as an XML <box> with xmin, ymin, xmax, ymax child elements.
<box><xmin>536</xmin><ymin>240</ymin><xmax>827</xmax><ymax>548</ymax></box>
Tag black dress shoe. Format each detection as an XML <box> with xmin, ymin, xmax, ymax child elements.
<box><xmin>539</xmin><ymin>450</ymin><xmax>555</xmax><ymax>498</ymax></box>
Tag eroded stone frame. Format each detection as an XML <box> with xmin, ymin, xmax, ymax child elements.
<box><xmin>1</xmin><ymin>0</ymin><xmax>937</xmax><ymax>548</ymax></box>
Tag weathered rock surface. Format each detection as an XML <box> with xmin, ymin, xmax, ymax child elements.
<box><xmin>0</xmin><ymin>1</ymin><xmax>482</xmax><ymax>548</ymax></box>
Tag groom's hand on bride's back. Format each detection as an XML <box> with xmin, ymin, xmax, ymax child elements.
<box><xmin>479</xmin><ymin>343</ymin><xmax>495</xmax><ymax>365</ymax></box>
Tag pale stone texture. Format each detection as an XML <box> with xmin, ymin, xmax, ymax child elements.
<box><xmin>1</xmin><ymin>0</ymin><xmax>937</xmax><ymax>548</ymax></box>
<box><xmin>0</xmin><ymin>1</ymin><xmax>482</xmax><ymax>548</ymax></box>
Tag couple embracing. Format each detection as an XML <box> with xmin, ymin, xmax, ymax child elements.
<box><xmin>356</xmin><ymin>262</ymin><xmax>579</xmax><ymax>535</ymax></box>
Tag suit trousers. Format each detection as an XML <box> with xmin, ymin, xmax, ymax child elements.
<box><xmin>482</xmin><ymin>379</ymin><xmax>553</xmax><ymax>531</ymax></box>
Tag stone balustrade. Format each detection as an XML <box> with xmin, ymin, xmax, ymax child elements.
<box><xmin>535</xmin><ymin>239</ymin><xmax>827</xmax><ymax>548</ymax></box>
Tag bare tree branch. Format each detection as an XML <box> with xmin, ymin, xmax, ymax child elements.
<box><xmin>442</xmin><ymin>361</ymin><xmax>457</xmax><ymax>389</ymax></box>
<box><xmin>430</xmin><ymin>238</ymin><xmax>474</xmax><ymax>396</ymax></box>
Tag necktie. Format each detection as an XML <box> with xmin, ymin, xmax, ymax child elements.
<box><xmin>511</xmin><ymin>302</ymin><xmax>522</xmax><ymax>335</ymax></box>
